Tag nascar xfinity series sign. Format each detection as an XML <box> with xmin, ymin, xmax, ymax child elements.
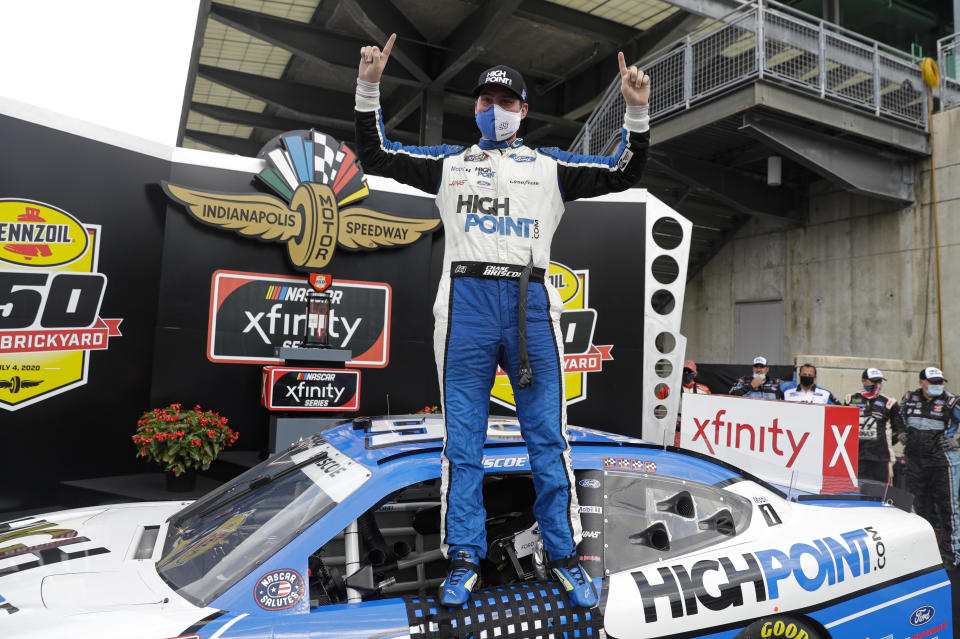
<box><xmin>0</xmin><ymin>199</ymin><xmax>122</xmax><ymax>411</ymax></box>
<box><xmin>261</xmin><ymin>366</ymin><xmax>360</xmax><ymax>411</ymax></box>
<box><xmin>208</xmin><ymin>270</ymin><xmax>390</xmax><ymax>367</ymax></box>
<box><xmin>491</xmin><ymin>261</ymin><xmax>612</xmax><ymax>409</ymax></box>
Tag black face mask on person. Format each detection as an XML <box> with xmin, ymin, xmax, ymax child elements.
<box><xmin>799</xmin><ymin>375</ymin><xmax>815</xmax><ymax>387</ymax></box>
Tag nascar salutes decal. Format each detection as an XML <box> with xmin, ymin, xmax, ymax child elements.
<box><xmin>491</xmin><ymin>261</ymin><xmax>612</xmax><ymax>410</ymax></box>
<box><xmin>208</xmin><ymin>270</ymin><xmax>390</xmax><ymax>366</ymax></box>
<box><xmin>0</xmin><ymin>199</ymin><xmax>122</xmax><ymax>411</ymax></box>
<box><xmin>254</xmin><ymin>569</ymin><xmax>305</xmax><ymax>610</ymax></box>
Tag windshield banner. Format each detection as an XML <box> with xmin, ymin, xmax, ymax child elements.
<box><xmin>678</xmin><ymin>394</ymin><xmax>859</xmax><ymax>493</ymax></box>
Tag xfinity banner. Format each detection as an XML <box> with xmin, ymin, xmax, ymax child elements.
<box><xmin>678</xmin><ymin>394</ymin><xmax>859</xmax><ymax>493</ymax></box>
<box><xmin>208</xmin><ymin>270</ymin><xmax>390</xmax><ymax>366</ymax></box>
<box><xmin>261</xmin><ymin>367</ymin><xmax>360</xmax><ymax>411</ymax></box>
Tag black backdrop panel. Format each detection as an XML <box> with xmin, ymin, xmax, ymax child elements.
<box><xmin>552</xmin><ymin>201</ymin><xmax>646</xmax><ymax>438</ymax></box>
<box><xmin>0</xmin><ymin>114</ymin><xmax>168</xmax><ymax>512</ymax></box>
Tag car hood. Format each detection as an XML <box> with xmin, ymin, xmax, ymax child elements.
<box><xmin>0</xmin><ymin>501</ymin><xmax>218</xmax><ymax>638</ymax></box>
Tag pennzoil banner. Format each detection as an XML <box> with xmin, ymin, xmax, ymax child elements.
<box><xmin>0</xmin><ymin>199</ymin><xmax>122</xmax><ymax>411</ymax></box>
<box><xmin>491</xmin><ymin>261</ymin><xmax>612</xmax><ymax>410</ymax></box>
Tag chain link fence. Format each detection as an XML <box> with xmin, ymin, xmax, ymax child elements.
<box><xmin>938</xmin><ymin>33</ymin><xmax>960</xmax><ymax>110</ymax></box>
<box><xmin>572</xmin><ymin>0</ymin><xmax>927</xmax><ymax>155</ymax></box>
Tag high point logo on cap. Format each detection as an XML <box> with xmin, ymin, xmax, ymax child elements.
<box><xmin>162</xmin><ymin>130</ymin><xmax>441</xmax><ymax>272</ymax></box>
<box><xmin>0</xmin><ymin>200</ymin><xmax>89</xmax><ymax>267</ymax></box>
<box><xmin>485</xmin><ymin>69</ymin><xmax>512</xmax><ymax>86</ymax></box>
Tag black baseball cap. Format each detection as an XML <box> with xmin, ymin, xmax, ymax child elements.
<box><xmin>473</xmin><ymin>65</ymin><xmax>527</xmax><ymax>101</ymax></box>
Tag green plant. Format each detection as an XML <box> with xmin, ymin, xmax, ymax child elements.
<box><xmin>132</xmin><ymin>403</ymin><xmax>238</xmax><ymax>476</ymax></box>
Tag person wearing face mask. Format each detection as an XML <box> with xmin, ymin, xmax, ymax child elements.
<box><xmin>844</xmin><ymin>368</ymin><xmax>904</xmax><ymax>484</ymax></box>
<box><xmin>900</xmin><ymin>367</ymin><xmax>960</xmax><ymax>567</ymax></box>
<box><xmin>729</xmin><ymin>356</ymin><xmax>784</xmax><ymax>399</ymax></box>
<box><xmin>782</xmin><ymin>363</ymin><xmax>838</xmax><ymax>404</ymax></box>
<box><xmin>354</xmin><ymin>35</ymin><xmax>650</xmax><ymax>608</ymax></box>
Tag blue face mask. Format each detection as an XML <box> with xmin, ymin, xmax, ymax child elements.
<box><xmin>682</xmin><ymin>372</ymin><xmax>695</xmax><ymax>383</ymax></box>
<box><xmin>475</xmin><ymin>104</ymin><xmax>522</xmax><ymax>141</ymax></box>
<box><xmin>863</xmin><ymin>383</ymin><xmax>876</xmax><ymax>392</ymax></box>
<box><xmin>927</xmin><ymin>384</ymin><xmax>945</xmax><ymax>397</ymax></box>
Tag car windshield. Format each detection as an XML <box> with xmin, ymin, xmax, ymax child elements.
<box><xmin>156</xmin><ymin>433</ymin><xmax>370</xmax><ymax>606</ymax></box>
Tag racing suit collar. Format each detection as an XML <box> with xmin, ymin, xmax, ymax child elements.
<box><xmin>476</xmin><ymin>137</ymin><xmax>525</xmax><ymax>150</ymax></box>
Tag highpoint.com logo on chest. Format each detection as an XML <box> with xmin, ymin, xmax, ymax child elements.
<box><xmin>456</xmin><ymin>195</ymin><xmax>538</xmax><ymax>238</ymax></box>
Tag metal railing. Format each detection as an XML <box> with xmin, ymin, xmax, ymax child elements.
<box><xmin>571</xmin><ymin>0</ymin><xmax>927</xmax><ymax>155</ymax></box>
<box><xmin>938</xmin><ymin>32</ymin><xmax>960</xmax><ymax>110</ymax></box>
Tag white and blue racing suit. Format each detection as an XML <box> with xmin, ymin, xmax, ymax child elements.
<box><xmin>355</xmin><ymin>87</ymin><xmax>649</xmax><ymax>560</ymax></box>
<box><xmin>782</xmin><ymin>384</ymin><xmax>838</xmax><ymax>404</ymax></box>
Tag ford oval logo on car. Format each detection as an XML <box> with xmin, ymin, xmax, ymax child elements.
<box><xmin>910</xmin><ymin>605</ymin><xmax>935</xmax><ymax>626</ymax></box>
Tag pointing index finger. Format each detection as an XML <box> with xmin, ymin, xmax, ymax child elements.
<box><xmin>382</xmin><ymin>33</ymin><xmax>397</xmax><ymax>59</ymax></box>
<box><xmin>618</xmin><ymin>51</ymin><xmax>628</xmax><ymax>77</ymax></box>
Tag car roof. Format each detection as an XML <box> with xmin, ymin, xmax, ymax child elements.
<box><xmin>317</xmin><ymin>414</ymin><xmax>648</xmax><ymax>465</ymax></box>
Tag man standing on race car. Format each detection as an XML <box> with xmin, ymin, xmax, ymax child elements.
<box><xmin>900</xmin><ymin>366</ymin><xmax>960</xmax><ymax>567</ymax></box>
<box><xmin>729</xmin><ymin>356</ymin><xmax>784</xmax><ymax>399</ymax></box>
<box><xmin>844</xmin><ymin>368</ymin><xmax>904</xmax><ymax>484</ymax></box>
<box><xmin>354</xmin><ymin>34</ymin><xmax>650</xmax><ymax>607</ymax></box>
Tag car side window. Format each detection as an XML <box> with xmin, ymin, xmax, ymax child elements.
<box><xmin>308</xmin><ymin>473</ymin><xmax>544</xmax><ymax>607</ymax></box>
<box><xmin>601</xmin><ymin>472</ymin><xmax>753</xmax><ymax>575</ymax></box>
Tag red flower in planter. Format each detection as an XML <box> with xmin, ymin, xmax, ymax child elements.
<box><xmin>132</xmin><ymin>403</ymin><xmax>238</xmax><ymax>477</ymax></box>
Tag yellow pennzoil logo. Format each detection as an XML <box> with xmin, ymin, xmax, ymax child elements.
<box><xmin>0</xmin><ymin>199</ymin><xmax>89</xmax><ymax>267</ymax></box>
<box><xmin>0</xmin><ymin>200</ymin><xmax>122</xmax><ymax>411</ymax></box>
<box><xmin>162</xmin><ymin>130</ymin><xmax>439</xmax><ymax>271</ymax></box>
<box><xmin>491</xmin><ymin>261</ymin><xmax>613</xmax><ymax>410</ymax></box>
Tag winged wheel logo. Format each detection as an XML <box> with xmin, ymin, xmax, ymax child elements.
<box><xmin>161</xmin><ymin>130</ymin><xmax>439</xmax><ymax>270</ymax></box>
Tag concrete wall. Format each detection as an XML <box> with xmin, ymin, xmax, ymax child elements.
<box><xmin>681</xmin><ymin>106</ymin><xmax>960</xmax><ymax>392</ymax></box>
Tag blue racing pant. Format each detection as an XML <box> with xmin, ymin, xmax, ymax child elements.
<box><xmin>434</xmin><ymin>270</ymin><xmax>581</xmax><ymax>560</ymax></box>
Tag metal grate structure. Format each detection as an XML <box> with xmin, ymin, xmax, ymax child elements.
<box><xmin>572</xmin><ymin>0</ymin><xmax>927</xmax><ymax>155</ymax></box>
<box><xmin>938</xmin><ymin>32</ymin><xmax>960</xmax><ymax>110</ymax></box>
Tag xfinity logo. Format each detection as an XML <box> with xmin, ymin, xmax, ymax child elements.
<box><xmin>243</xmin><ymin>304</ymin><xmax>362</xmax><ymax>347</ymax></box>
<box><xmin>691</xmin><ymin>409</ymin><xmax>809</xmax><ymax>468</ymax></box>
<box><xmin>632</xmin><ymin>527</ymin><xmax>881</xmax><ymax>622</ymax></box>
<box><xmin>284</xmin><ymin>381</ymin><xmax>346</xmax><ymax>404</ymax></box>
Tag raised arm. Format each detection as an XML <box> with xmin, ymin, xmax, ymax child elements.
<box><xmin>354</xmin><ymin>33</ymin><xmax>462</xmax><ymax>194</ymax></box>
<box><xmin>542</xmin><ymin>52</ymin><xmax>650</xmax><ymax>201</ymax></box>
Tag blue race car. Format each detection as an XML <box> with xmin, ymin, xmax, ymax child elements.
<box><xmin>0</xmin><ymin>415</ymin><xmax>951</xmax><ymax>638</ymax></box>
